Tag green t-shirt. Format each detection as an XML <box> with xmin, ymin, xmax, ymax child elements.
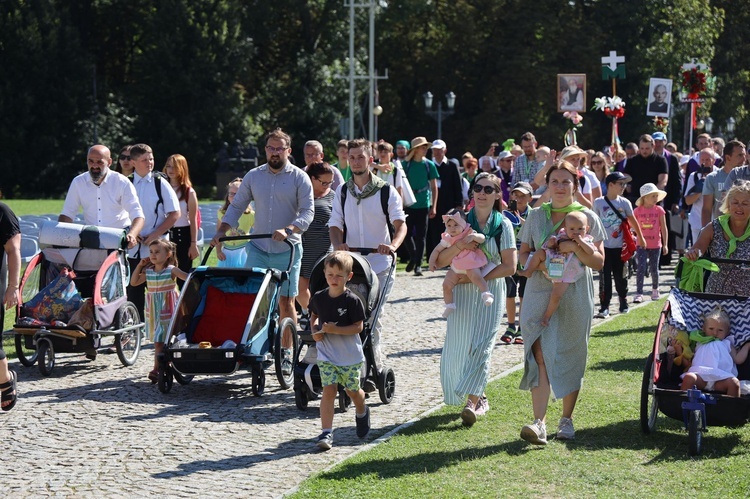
<box><xmin>404</xmin><ymin>159</ymin><xmax>439</xmax><ymax>209</ymax></box>
<box><xmin>332</xmin><ymin>162</ymin><xmax>351</xmax><ymax>182</ymax></box>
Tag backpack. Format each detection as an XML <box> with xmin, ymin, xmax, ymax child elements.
<box><xmin>129</xmin><ymin>171</ymin><xmax>167</xmax><ymax>224</ymax></box>
<box><xmin>340</xmin><ymin>185</ymin><xmax>395</xmax><ymax>243</ymax></box>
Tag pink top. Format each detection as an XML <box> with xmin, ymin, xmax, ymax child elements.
<box><xmin>440</xmin><ymin>226</ymin><xmax>488</xmax><ymax>271</ymax></box>
<box><xmin>634</xmin><ymin>205</ymin><xmax>665</xmax><ymax>249</ymax></box>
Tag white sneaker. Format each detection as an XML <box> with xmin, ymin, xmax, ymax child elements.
<box><xmin>461</xmin><ymin>399</ymin><xmax>477</xmax><ymax>427</ymax></box>
<box><xmin>557</xmin><ymin>417</ymin><xmax>575</xmax><ymax>440</ymax></box>
<box><xmin>520</xmin><ymin>419</ymin><xmax>547</xmax><ymax>445</ymax></box>
<box><xmin>481</xmin><ymin>291</ymin><xmax>494</xmax><ymax>307</ymax></box>
<box><xmin>442</xmin><ymin>303</ymin><xmax>457</xmax><ymax>318</ymax></box>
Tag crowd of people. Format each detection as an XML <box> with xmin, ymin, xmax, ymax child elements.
<box><xmin>3</xmin><ymin>125</ymin><xmax>750</xmax><ymax>453</ymax></box>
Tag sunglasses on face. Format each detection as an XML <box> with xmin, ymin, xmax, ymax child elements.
<box><xmin>119</xmin><ymin>155</ymin><xmax>130</xmax><ymax>160</ymax></box>
<box><xmin>472</xmin><ymin>184</ymin><xmax>498</xmax><ymax>194</ymax></box>
<box><xmin>590</xmin><ymin>160</ymin><xmax>604</xmax><ymax>165</ymax></box>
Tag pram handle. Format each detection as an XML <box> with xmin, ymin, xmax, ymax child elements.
<box><xmin>201</xmin><ymin>234</ymin><xmax>294</xmax><ymax>271</ymax></box>
<box><xmin>345</xmin><ymin>247</ymin><xmax>396</xmax><ymax>256</ymax></box>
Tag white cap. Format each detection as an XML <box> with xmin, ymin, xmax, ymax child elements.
<box><xmin>431</xmin><ymin>139</ymin><xmax>446</xmax><ymax>150</ymax></box>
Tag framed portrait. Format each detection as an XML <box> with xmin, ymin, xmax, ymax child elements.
<box><xmin>557</xmin><ymin>74</ymin><xmax>586</xmax><ymax>113</ymax></box>
<box><xmin>646</xmin><ymin>78</ymin><xmax>673</xmax><ymax>117</ymax></box>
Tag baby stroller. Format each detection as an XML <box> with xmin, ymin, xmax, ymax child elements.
<box><xmin>293</xmin><ymin>249</ymin><xmax>396</xmax><ymax>411</ymax></box>
<box><xmin>640</xmin><ymin>258</ymin><xmax>750</xmax><ymax>455</ymax></box>
<box><xmin>156</xmin><ymin>234</ymin><xmax>299</xmax><ymax>396</ymax></box>
<box><xmin>7</xmin><ymin>221</ymin><xmax>143</xmax><ymax>376</ymax></box>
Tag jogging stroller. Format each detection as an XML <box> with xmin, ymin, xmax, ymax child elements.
<box><xmin>7</xmin><ymin>221</ymin><xmax>143</xmax><ymax>376</ymax></box>
<box><xmin>293</xmin><ymin>249</ymin><xmax>396</xmax><ymax>411</ymax></box>
<box><xmin>156</xmin><ymin>234</ymin><xmax>298</xmax><ymax>396</ymax></box>
<box><xmin>640</xmin><ymin>259</ymin><xmax>750</xmax><ymax>455</ymax></box>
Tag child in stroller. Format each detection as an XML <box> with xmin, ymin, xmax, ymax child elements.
<box><xmin>680</xmin><ymin>306</ymin><xmax>750</xmax><ymax>397</ymax></box>
<box><xmin>309</xmin><ymin>252</ymin><xmax>370</xmax><ymax>450</ymax></box>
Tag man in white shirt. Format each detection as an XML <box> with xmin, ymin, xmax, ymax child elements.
<box><xmin>127</xmin><ymin>144</ymin><xmax>181</xmax><ymax>318</ymax></box>
<box><xmin>59</xmin><ymin>144</ymin><xmax>144</xmax><ymax>248</ymax></box>
<box><xmin>329</xmin><ymin>138</ymin><xmax>407</xmax><ymax>378</ymax></box>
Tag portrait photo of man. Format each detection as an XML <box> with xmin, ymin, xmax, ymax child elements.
<box><xmin>646</xmin><ymin>78</ymin><xmax>672</xmax><ymax>117</ymax></box>
<box><xmin>557</xmin><ymin>74</ymin><xmax>586</xmax><ymax>113</ymax></box>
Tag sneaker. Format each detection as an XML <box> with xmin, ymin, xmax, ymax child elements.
<box><xmin>520</xmin><ymin>419</ymin><xmax>547</xmax><ymax>445</ymax></box>
<box><xmin>363</xmin><ymin>379</ymin><xmax>377</xmax><ymax>393</ymax></box>
<box><xmin>355</xmin><ymin>406</ymin><xmax>371</xmax><ymax>438</ymax></box>
<box><xmin>461</xmin><ymin>399</ymin><xmax>477</xmax><ymax>427</ymax></box>
<box><xmin>442</xmin><ymin>303</ymin><xmax>457</xmax><ymax>319</ymax></box>
<box><xmin>298</xmin><ymin>313</ymin><xmax>310</xmax><ymax>331</ymax></box>
<box><xmin>414</xmin><ymin>266</ymin><xmax>423</xmax><ymax>276</ymax></box>
<box><xmin>316</xmin><ymin>431</ymin><xmax>333</xmax><ymax>450</ymax></box>
<box><xmin>619</xmin><ymin>305</ymin><xmax>629</xmax><ymax>314</ymax></box>
<box><xmin>474</xmin><ymin>396</ymin><xmax>490</xmax><ymax>417</ymax></box>
<box><xmin>594</xmin><ymin>309</ymin><xmax>609</xmax><ymax>319</ymax></box>
<box><xmin>281</xmin><ymin>348</ymin><xmax>293</xmax><ymax>376</ymax></box>
<box><xmin>651</xmin><ymin>289</ymin><xmax>660</xmax><ymax>300</ymax></box>
<box><xmin>557</xmin><ymin>417</ymin><xmax>575</xmax><ymax>440</ymax></box>
<box><xmin>405</xmin><ymin>261</ymin><xmax>415</xmax><ymax>273</ymax></box>
<box><xmin>633</xmin><ymin>294</ymin><xmax>643</xmax><ymax>304</ymax></box>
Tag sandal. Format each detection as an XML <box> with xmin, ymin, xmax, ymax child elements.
<box><xmin>500</xmin><ymin>327</ymin><xmax>515</xmax><ymax>344</ymax></box>
<box><xmin>513</xmin><ymin>331</ymin><xmax>524</xmax><ymax>345</ymax></box>
<box><xmin>1</xmin><ymin>370</ymin><xmax>18</xmax><ymax>412</ymax></box>
<box><xmin>148</xmin><ymin>369</ymin><xmax>159</xmax><ymax>384</ymax></box>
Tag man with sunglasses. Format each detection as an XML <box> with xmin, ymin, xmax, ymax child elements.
<box><xmin>212</xmin><ymin>128</ymin><xmax>314</xmax><ymax>375</ymax></box>
<box><xmin>59</xmin><ymin>144</ymin><xmax>145</xmax><ymax>250</ymax></box>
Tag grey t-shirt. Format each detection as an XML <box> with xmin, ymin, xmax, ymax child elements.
<box><xmin>726</xmin><ymin>165</ymin><xmax>750</xmax><ymax>186</ymax></box>
<box><xmin>703</xmin><ymin>168</ymin><xmax>732</xmax><ymax>220</ymax></box>
<box><xmin>593</xmin><ymin>196</ymin><xmax>634</xmax><ymax>249</ymax></box>
<box><xmin>309</xmin><ymin>288</ymin><xmax>366</xmax><ymax>366</ymax></box>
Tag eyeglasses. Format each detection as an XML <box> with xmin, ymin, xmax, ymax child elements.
<box><xmin>265</xmin><ymin>145</ymin><xmax>288</xmax><ymax>154</ymax></box>
<box><xmin>500</xmin><ymin>158</ymin><xmax>513</xmax><ymax>162</ymax></box>
<box><xmin>590</xmin><ymin>160</ymin><xmax>604</xmax><ymax>165</ymax></box>
<box><xmin>119</xmin><ymin>155</ymin><xmax>130</xmax><ymax>160</ymax></box>
<box><xmin>472</xmin><ymin>184</ymin><xmax>498</xmax><ymax>194</ymax></box>
<box><xmin>315</xmin><ymin>178</ymin><xmax>333</xmax><ymax>187</ymax></box>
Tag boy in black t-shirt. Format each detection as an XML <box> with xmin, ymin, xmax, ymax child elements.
<box><xmin>309</xmin><ymin>251</ymin><xmax>369</xmax><ymax>450</ymax></box>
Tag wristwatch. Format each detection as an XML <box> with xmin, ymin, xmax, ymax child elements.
<box><xmin>284</xmin><ymin>227</ymin><xmax>294</xmax><ymax>237</ymax></box>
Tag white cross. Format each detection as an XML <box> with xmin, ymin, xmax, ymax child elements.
<box><xmin>601</xmin><ymin>51</ymin><xmax>625</xmax><ymax>70</ymax></box>
<box><xmin>683</xmin><ymin>58</ymin><xmax>707</xmax><ymax>71</ymax></box>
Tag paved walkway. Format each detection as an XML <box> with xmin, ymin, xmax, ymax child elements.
<box><xmin>3</xmin><ymin>260</ymin><xmax>676</xmax><ymax>498</ymax></box>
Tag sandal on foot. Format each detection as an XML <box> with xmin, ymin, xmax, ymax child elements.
<box><xmin>1</xmin><ymin>370</ymin><xmax>18</xmax><ymax>412</ymax></box>
<box><xmin>500</xmin><ymin>327</ymin><xmax>515</xmax><ymax>344</ymax></box>
<box><xmin>148</xmin><ymin>369</ymin><xmax>159</xmax><ymax>384</ymax></box>
<box><xmin>513</xmin><ymin>332</ymin><xmax>524</xmax><ymax>345</ymax></box>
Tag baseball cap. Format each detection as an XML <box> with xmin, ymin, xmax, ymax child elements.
<box><xmin>605</xmin><ymin>171</ymin><xmax>632</xmax><ymax>185</ymax></box>
<box><xmin>652</xmin><ymin>132</ymin><xmax>667</xmax><ymax>141</ymax></box>
<box><xmin>496</xmin><ymin>151</ymin><xmax>513</xmax><ymax>161</ymax></box>
<box><xmin>511</xmin><ymin>181</ymin><xmax>533</xmax><ymax>196</ymax></box>
<box><xmin>431</xmin><ymin>139</ymin><xmax>446</xmax><ymax>150</ymax></box>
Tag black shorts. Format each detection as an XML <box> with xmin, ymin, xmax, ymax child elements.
<box><xmin>505</xmin><ymin>273</ymin><xmax>527</xmax><ymax>299</ymax></box>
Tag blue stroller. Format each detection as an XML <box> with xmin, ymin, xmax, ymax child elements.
<box><xmin>157</xmin><ymin>234</ymin><xmax>298</xmax><ymax>395</ymax></box>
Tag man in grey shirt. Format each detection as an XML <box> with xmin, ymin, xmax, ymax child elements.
<box><xmin>212</xmin><ymin>128</ymin><xmax>314</xmax><ymax>374</ymax></box>
<box><xmin>702</xmin><ymin>140</ymin><xmax>747</xmax><ymax>226</ymax></box>
<box><xmin>724</xmin><ymin>141</ymin><xmax>750</xmax><ymax>186</ymax></box>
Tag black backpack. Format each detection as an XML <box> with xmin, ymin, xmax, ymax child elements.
<box><xmin>340</xmin><ymin>185</ymin><xmax>395</xmax><ymax>243</ymax></box>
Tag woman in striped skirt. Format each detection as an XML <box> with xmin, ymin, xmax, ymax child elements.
<box><xmin>435</xmin><ymin>172</ymin><xmax>517</xmax><ymax>427</ymax></box>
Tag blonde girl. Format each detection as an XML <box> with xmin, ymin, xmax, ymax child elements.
<box><xmin>217</xmin><ymin>178</ymin><xmax>255</xmax><ymax>267</ymax></box>
<box><xmin>130</xmin><ymin>239</ymin><xmax>187</xmax><ymax>383</ymax></box>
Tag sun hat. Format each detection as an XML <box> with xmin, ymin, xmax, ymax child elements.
<box><xmin>559</xmin><ymin>145</ymin><xmax>587</xmax><ymax>162</ymax></box>
<box><xmin>605</xmin><ymin>171</ymin><xmax>632</xmax><ymax>185</ymax></box>
<box><xmin>405</xmin><ymin>136</ymin><xmax>430</xmax><ymax>161</ymax></box>
<box><xmin>636</xmin><ymin>182</ymin><xmax>667</xmax><ymax>206</ymax></box>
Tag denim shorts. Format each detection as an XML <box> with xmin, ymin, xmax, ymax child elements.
<box><xmin>318</xmin><ymin>360</ymin><xmax>363</xmax><ymax>391</ymax></box>
<box><xmin>245</xmin><ymin>243</ymin><xmax>302</xmax><ymax>297</ymax></box>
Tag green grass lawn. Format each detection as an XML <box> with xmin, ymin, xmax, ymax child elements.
<box><xmin>291</xmin><ymin>300</ymin><xmax>750</xmax><ymax>498</ymax></box>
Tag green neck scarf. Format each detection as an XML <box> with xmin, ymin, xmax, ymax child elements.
<box><xmin>346</xmin><ymin>173</ymin><xmax>387</xmax><ymax>205</ymax></box>
<box><xmin>689</xmin><ymin>329</ymin><xmax>720</xmax><ymax>345</ymax></box>
<box><xmin>468</xmin><ymin>209</ymin><xmax>504</xmax><ymax>260</ymax></box>
<box><xmin>718</xmin><ymin>214</ymin><xmax>750</xmax><ymax>257</ymax></box>
<box><xmin>539</xmin><ymin>201</ymin><xmax>585</xmax><ymax>240</ymax></box>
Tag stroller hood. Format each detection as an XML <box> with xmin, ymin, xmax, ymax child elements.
<box><xmin>308</xmin><ymin>252</ymin><xmax>379</xmax><ymax>317</ymax></box>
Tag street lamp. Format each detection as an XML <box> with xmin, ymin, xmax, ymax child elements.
<box><xmin>705</xmin><ymin>117</ymin><xmax>714</xmax><ymax>134</ymax></box>
<box><xmin>727</xmin><ymin>117</ymin><xmax>736</xmax><ymax>139</ymax></box>
<box><xmin>423</xmin><ymin>91</ymin><xmax>456</xmax><ymax>140</ymax></box>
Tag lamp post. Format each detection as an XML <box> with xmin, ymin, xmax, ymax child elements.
<box><xmin>704</xmin><ymin>117</ymin><xmax>714</xmax><ymax>134</ymax></box>
<box><xmin>423</xmin><ymin>91</ymin><xmax>456</xmax><ymax>140</ymax></box>
<box><xmin>727</xmin><ymin>117</ymin><xmax>736</xmax><ymax>139</ymax></box>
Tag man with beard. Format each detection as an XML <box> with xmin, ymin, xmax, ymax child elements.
<box><xmin>624</xmin><ymin>134</ymin><xmax>668</xmax><ymax>205</ymax></box>
<box><xmin>212</xmin><ymin>128</ymin><xmax>314</xmax><ymax>375</ymax></box>
<box><xmin>329</xmin><ymin>138</ymin><xmax>406</xmax><ymax>379</ymax></box>
<box><xmin>59</xmin><ymin>144</ymin><xmax>144</xmax><ymax>249</ymax></box>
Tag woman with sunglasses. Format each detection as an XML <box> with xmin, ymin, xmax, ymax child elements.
<box><xmin>435</xmin><ymin>172</ymin><xmax>517</xmax><ymax>427</ymax></box>
<box><xmin>114</xmin><ymin>145</ymin><xmax>134</xmax><ymax>176</ymax></box>
<box><xmin>589</xmin><ymin>151</ymin><xmax>611</xmax><ymax>196</ymax></box>
<box><xmin>297</xmin><ymin>162</ymin><xmax>336</xmax><ymax>325</ymax></box>
<box><xmin>517</xmin><ymin>161</ymin><xmax>605</xmax><ymax>445</ymax></box>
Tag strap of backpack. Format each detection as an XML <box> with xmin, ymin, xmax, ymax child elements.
<box><xmin>381</xmin><ymin>185</ymin><xmax>394</xmax><ymax>241</ymax></box>
<box><xmin>340</xmin><ymin>187</ymin><xmax>348</xmax><ymax>243</ymax></box>
<box><xmin>604</xmin><ymin>196</ymin><xmax>627</xmax><ymax>222</ymax></box>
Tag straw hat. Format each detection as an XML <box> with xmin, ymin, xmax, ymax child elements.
<box><xmin>405</xmin><ymin>136</ymin><xmax>430</xmax><ymax>161</ymax></box>
<box><xmin>636</xmin><ymin>183</ymin><xmax>667</xmax><ymax>206</ymax></box>
<box><xmin>559</xmin><ymin>145</ymin><xmax>587</xmax><ymax>162</ymax></box>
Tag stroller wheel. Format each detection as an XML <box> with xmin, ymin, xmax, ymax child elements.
<box><xmin>252</xmin><ymin>365</ymin><xmax>266</xmax><ymax>396</ymax></box>
<box><xmin>37</xmin><ymin>338</ymin><xmax>55</xmax><ymax>377</ymax></box>
<box><xmin>158</xmin><ymin>365</ymin><xmax>173</xmax><ymax>394</ymax></box>
<box><xmin>115</xmin><ymin>302</ymin><xmax>142</xmax><ymax>367</ymax></box>
<box><xmin>378</xmin><ymin>368</ymin><xmax>396</xmax><ymax>404</ymax></box>
<box><xmin>15</xmin><ymin>334</ymin><xmax>38</xmax><ymax>367</ymax></box>
<box><xmin>294</xmin><ymin>388</ymin><xmax>308</xmax><ymax>410</ymax></box>
<box><xmin>338</xmin><ymin>388</ymin><xmax>352</xmax><ymax>412</ymax></box>
<box><xmin>274</xmin><ymin>317</ymin><xmax>298</xmax><ymax>390</ymax></box>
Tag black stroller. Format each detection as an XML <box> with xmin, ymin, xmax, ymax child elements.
<box><xmin>293</xmin><ymin>250</ymin><xmax>396</xmax><ymax>410</ymax></box>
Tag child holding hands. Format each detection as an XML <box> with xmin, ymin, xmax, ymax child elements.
<box><xmin>130</xmin><ymin>239</ymin><xmax>187</xmax><ymax>383</ymax></box>
<box><xmin>428</xmin><ymin>208</ymin><xmax>494</xmax><ymax>318</ymax></box>
<box><xmin>520</xmin><ymin>211</ymin><xmax>595</xmax><ymax>326</ymax></box>
<box><xmin>309</xmin><ymin>251</ymin><xmax>369</xmax><ymax>450</ymax></box>
<box><xmin>680</xmin><ymin>307</ymin><xmax>750</xmax><ymax>397</ymax></box>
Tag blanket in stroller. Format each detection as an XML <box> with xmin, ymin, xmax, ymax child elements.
<box><xmin>21</xmin><ymin>268</ymin><xmax>82</xmax><ymax>324</ymax></box>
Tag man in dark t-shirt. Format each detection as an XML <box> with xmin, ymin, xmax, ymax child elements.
<box><xmin>624</xmin><ymin>134</ymin><xmax>669</xmax><ymax>205</ymax></box>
